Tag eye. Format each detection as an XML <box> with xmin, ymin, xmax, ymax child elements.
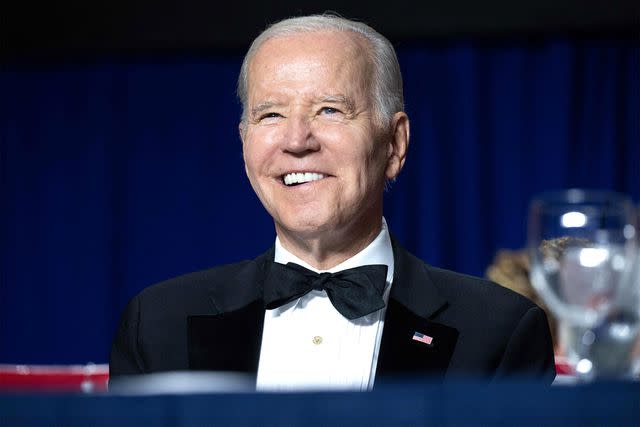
<box><xmin>319</xmin><ymin>106</ymin><xmax>341</xmax><ymax>115</ymax></box>
<box><xmin>260</xmin><ymin>112</ymin><xmax>282</xmax><ymax>120</ymax></box>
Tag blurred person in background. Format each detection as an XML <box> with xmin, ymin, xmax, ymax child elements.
<box><xmin>486</xmin><ymin>249</ymin><xmax>558</xmax><ymax>349</ymax></box>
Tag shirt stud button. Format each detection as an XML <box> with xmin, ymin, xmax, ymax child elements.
<box><xmin>312</xmin><ymin>336</ymin><xmax>323</xmax><ymax>345</ymax></box>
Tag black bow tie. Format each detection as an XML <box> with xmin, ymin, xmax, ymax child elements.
<box><xmin>263</xmin><ymin>262</ymin><xmax>388</xmax><ymax>320</ymax></box>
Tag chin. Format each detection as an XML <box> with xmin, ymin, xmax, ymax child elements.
<box><xmin>275</xmin><ymin>212</ymin><xmax>335</xmax><ymax>237</ymax></box>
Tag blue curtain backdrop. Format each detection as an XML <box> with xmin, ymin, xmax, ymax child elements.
<box><xmin>1</xmin><ymin>39</ymin><xmax>638</xmax><ymax>364</ymax></box>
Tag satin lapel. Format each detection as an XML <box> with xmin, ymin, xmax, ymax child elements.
<box><xmin>188</xmin><ymin>301</ymin><xmax>264</xmax><ymax>372</ymax></box>
<box><xmin>187</xmin><ymin>247</ymin><xmax>274</xmax><ymax>374</ymax></box>
<box><xmin>376</xmin><ymin>300</ymin><xmax>459</xmax><ymax>381</ymax></box>
<box><xmin>377</xmin><ymin>240</ymin><xmax>458</xmax><ymax>381</ymax></box>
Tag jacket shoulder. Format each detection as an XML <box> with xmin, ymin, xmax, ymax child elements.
<box><xmin>418</xmin><ymin>261</ymin><xmax>554</xmax><ymax>381</ymax></box>
<box><xmin>424</xmin><ymin>264</ymin><xmax>538</xmax><ymax>312</ymax></box>
<box><xmin>110</xmin><ymin>258</ymin><xmax>263</xmax><ymax>376</ymax></box>
<box><xmin>128</xmin><ymin>254</ymin><xmax>269</xmax><ymax>319</ymax></box>
<box><xmin>137</xmin><ymin>260</ymin><xmax>253</xmax><ymax>301</ymax></box>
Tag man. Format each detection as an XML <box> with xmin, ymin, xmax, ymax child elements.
<box><xmin>110</xmin><ymin>15</ymin><xmax>555</xmax><ymax>389</ymax></box>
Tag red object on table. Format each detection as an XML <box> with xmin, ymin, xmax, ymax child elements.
<box><xmin>555</xmin><ymin>356</ymin><xmax>574</xmax><ymax>376</ymax></box>
<box><xmin>0</xmin><ymin>364</ymin><xmax>109</xmax><ymax>392</ymax></box>
<box><xmin>0</xmin><ymin>360</ymin><xmax>572</xmax><ymax>392</ymax></box>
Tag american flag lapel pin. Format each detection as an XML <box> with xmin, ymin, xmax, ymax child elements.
<box><xmin>412</xmin><ymin>331</ymin><xmax>434</xmax><ymax>346</ymax></box>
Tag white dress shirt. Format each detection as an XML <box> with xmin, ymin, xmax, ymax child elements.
<box><xmin>256</xmin><ymin>218</ymin><xmax>394</xmax><ymax>391</ymax></box>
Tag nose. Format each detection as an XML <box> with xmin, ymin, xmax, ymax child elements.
<box><xmin>282</xmin><ymin>114</ymin><xmax>320</xmax><ymax>155</ymax></box>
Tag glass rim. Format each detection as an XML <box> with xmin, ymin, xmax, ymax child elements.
<box><xmin>530</xmin><ymin>189</ymin><xmax>634</xmax><ymax>208</ymax></box>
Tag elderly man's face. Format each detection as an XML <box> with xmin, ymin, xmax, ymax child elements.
<box><xmin>241</xmin><ymin>30</ymin><xmax>403</xmax><ymax>243</ymax></box>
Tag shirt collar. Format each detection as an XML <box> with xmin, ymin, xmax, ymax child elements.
<box><xmin>274</xmin><ymin>217</ymin><xmax>394</xmax><ymax>284</ymax></box>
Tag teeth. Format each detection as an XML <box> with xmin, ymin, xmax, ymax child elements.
<box><xmin>283</xmin><ymin>172</ymin><xmax>326</xmax><ymax>186</ymax></box>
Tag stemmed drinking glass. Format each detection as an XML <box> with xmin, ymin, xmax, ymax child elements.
<box><xmin>527</xmin><ymin>189</ymin><xmax>639</xmax><ymax>380</ymax></box>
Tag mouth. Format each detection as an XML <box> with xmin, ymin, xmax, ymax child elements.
<box><xmin>282</xmin><ymin>172</ymin><xmax>327</xmax><ymax>186</ymax></box>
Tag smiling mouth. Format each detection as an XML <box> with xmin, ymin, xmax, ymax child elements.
<box><xmin>282</xmin><ymin>172</ymin><xmax>327</xmax><ymax>186</ymax></box>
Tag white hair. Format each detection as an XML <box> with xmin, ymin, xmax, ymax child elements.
<box><xmin>237</xmin><ymin>14</ymin><xmax>404</xmax><ymax>128</ymax></box>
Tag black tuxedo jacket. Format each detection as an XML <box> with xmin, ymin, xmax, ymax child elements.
<box><xmin>110</xmin><ymin>241</ymin><xmax>555</xmax><ymax>384</ymax></box>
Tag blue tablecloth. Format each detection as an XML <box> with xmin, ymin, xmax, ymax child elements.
<box><xmin>1</xmin><ymin>381</ymin><xmax>638</xmax><ymax>426</ymax></box>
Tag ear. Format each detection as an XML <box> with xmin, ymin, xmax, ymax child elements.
<box><xmin>385</xmin><ymin>112</ymin><xmax>410</xmax><ymax>180</ymax></box>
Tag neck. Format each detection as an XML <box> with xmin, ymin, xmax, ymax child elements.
<box><xmin>275</xmin><ymin>216</ymin><xmax>383</xmax><ymax>271</ymax></box>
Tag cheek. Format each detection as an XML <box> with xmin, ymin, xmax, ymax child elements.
<box><xmin>360</xmin><ymin>140</ymin><xmax>389</xmax><ymax>189</ymax></box>
<box><xmin>242</xmin><ymin>144</ymin><xmax>258</xmax><ymax>179</ymax></box>
<box><xmin>243</xmin><ymin>130</ymin><xmax>279</xmax><ymax>173</ymax></box>
<box><xmin>350</xmin><ymin>131</ymin><xmax>386</xmax><ymax>169</ymax></box>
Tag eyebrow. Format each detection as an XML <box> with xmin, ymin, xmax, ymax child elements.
<box><xmin>250</xmin><ymin>94</ymin><xmax>357</xmax><ymax>117</ymax></box>
<box><xmin>317</xmin><ymin>94</ymin><xmax>356</xmax><ymax>112</ymax></box>
<box><xmin>250</xmin><ymin>101</ymin><xmax>280</xmax><ymax>117</ymax></box>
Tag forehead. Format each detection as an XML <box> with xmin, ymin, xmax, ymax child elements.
<box><xmin>246</xmin><ymin>30</ymin><xmax>373</xmax><ymax>100</ymax></box>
